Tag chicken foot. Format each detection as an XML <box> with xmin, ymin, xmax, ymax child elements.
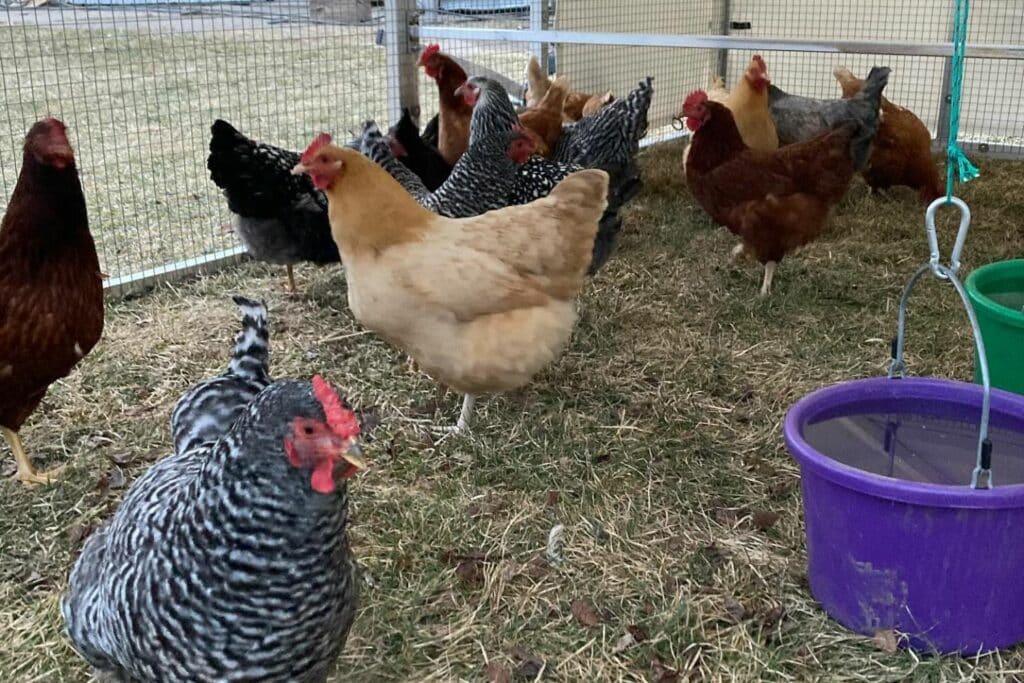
<box><xmin>2</xmin><ymin>426</ymin><xmax>65</xmax><ymax>487</ymax></box>
<box><xmin>434</xmin><ymin>394</ymin><xmax>476</xmax><ymax>435</ymax></box>
<box><xmin>760</xmin><ymin>261</ymin><xmax>777</xmax><ymax>297</ymax></box>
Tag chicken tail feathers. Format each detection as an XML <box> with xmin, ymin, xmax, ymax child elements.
<box><xmin>846</xmin><ymin>66</ymin><xmax>890</xmax><ymax>170</ymax></box>
<box><xmin>228</xmin><ymin>295</ymin><xmax>271</xmax><ymax>383</ymax></box>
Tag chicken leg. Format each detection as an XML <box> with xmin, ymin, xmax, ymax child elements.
<box><xmin>285</xmin><ymin>264</ymin><xmax>297</xmax><ymax>294</ymax></box>
<box><xmin>760</xmin><ymin>261</ymin><xmax>777</xmax><ymax>297</ymax></box>
<box><xmin>2</xmin><ymin>426</ymin><xmax>65</xmax><ymax>487</ymax></box>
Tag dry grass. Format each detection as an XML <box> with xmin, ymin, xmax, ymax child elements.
<box><xmin>2</xmin><ymin>143</ymin><xmax>1024</xmax><ymax>682</ymax></box>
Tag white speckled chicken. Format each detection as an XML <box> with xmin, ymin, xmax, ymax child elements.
<box><xmin>63</xmin><ymin>358</ymin><xmax>366</xmax><ymax>682</ymax></box>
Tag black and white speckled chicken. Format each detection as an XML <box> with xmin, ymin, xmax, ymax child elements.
<box><xmin>62</xmin><ymin>372</ymin><xmax>366</xmax><ymax>682</ymax></box>
<box><xmin>462</xmin><ymin>76</ymin><xmax>653</xmax><ymax>272</ymax></box>
<box><xmin>208</xmin><ymin>119</ymin><xmax>343</xmax><ymax>293</ymax></box>
<box><xmin>357</xmin><ymin>121</ymin><xmax>535</xmax><ymax>218</ymax></box>
<box><xmin>171</xmin><ymin>295</ymin><xmax>271</xmax><ymax>454</ymax></box>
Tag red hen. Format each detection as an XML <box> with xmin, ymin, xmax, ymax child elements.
<box><xmin>683</xmin><ymin>71</ymin><xmax>887</xmax><ymax>296</ymax></box>
<box><xmin>0</xmin><ymin>118</ymin><xmax>104</xmax><ymax>485</ymax></box>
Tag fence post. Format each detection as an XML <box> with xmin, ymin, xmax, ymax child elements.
<box><xmin>530</xmin><ymin>0</ymin><xmax>549</xmax><ymax>73</ymax></box>
<box><xmin>716</xmin><ymin>0</ymin><xmax>730</xmax><ymax>80</ymax></box>
<box><xmin>385</xmin><ymin>0</ymin><xmax>421</xmax><ymax>125</ymax></box>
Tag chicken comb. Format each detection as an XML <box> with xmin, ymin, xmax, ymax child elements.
<box><xmin>752</xmin><ymin>55</ymin><xmax>767</xmax><ymax>74</ymax></box>
<box><xmin>300</xmin><ymin>132</ymin><xmax>333</xmax><ymax>166</ymax></box>
<box><xmin>312</xmin><ymin>375</ymin><xmax>360</xmax><ymax>440</ymax></box>
<box><xmin>419</xmin><ymin>43</ymin><xmax>441</xmax><ymax>66</ymax></box>
<box><xmin>682</xmin><ymin>89</ymin><xmax>709</xmax><ymax>114</ymax></box>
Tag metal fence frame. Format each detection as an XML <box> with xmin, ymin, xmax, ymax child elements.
<box><xmin>100</xmin><ymin>0</ymin><xmax>1024</xmax><ymax>297</ymax></box>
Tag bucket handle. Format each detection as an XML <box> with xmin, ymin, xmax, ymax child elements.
<box><xmin>888</xmin><ymin>197</ymin><xmax>993</xmax><ymax>489</ymax></box>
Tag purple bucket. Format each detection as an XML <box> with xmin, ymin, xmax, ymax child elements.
<box><xmin>784</xmin><ymin>376</ymin><xmax>1024</xmax><ymax>654</ymax></box>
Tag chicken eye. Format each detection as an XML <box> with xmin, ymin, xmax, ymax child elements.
<box><xmin>303</xmin><ymin>425</ymin><xmax>315</xmax><ymax>435</ymax></box>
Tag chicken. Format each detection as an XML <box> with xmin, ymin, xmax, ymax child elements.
<box><xmin>359</xmin><ymin>122</ymin><xmax>535</xmax><ymax>218</ymax></box>
<box><xmin>700</xmin><ymin>56</ymin><xmax>779</xmax><ymax>152</ymax></box>
<box><xmin>63</xmin><ymin>357</ymin><xmax>366</xmax><ymax>679</ymax></box>
<box><xmin>208</xmin><ymin>119</ymin><xmax>341</xmax><ymax>293</ymax></box>
<box><xmin>419</xmin><ymin>43</ymin><xmax>473</xmax><ymax>165</ymax></box>
<box><xmin>0</xmin><ymin>118</ymin><xmax>104</xmax><ymax>486</ymax></box>
<box><xmin>525</xmin><ymin>56</ymin><xmax>615</xmax><ymax>122</ymax></box>
<box><xmin>292</xmin><ymin>135</ymin><xmax>608</xmax><ymax>432</ymax></box>
<box><xmin>388</xmin><ymin>107</ymin><xmax>453</xmax><ymax>191</ymax></box>
<box><xmin>833</xmin><ymin>67</ymin><xmax>943</xmax><ymax>204</ymax></box>
<box><xmin>171</xmin><ymin>295</ymin><xmax>271</xmax><ymax>454</ymax></box>
<box><xmin>518</xmin><ymin>75</ymin><xmax>570</xmax><ymax>157</ymax></box>
<box><xmin>683</xmin><ymin>72</ymin><xmax>886</xmax><ymax>296</ymax></box>
<box><xmin>768</xmin><ymin>66</ymin><xmax>891</xmax><ymax>153</ymax></box>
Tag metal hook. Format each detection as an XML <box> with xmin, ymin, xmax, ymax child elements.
<box><xmin>924</xmin><ymin>196</ymin><xmax>971</xmax><ymax>280</ymax></box>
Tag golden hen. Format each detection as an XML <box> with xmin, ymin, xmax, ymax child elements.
<box><xmin>293</xmin><ymin>133</ymin><xmax>608</xmax><ymax>432</ymax></box>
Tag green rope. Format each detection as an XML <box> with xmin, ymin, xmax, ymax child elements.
<box><xmin>946</xmin><ymin>0</ymin><xmax>980</xmax><ymax>200</ymax></box>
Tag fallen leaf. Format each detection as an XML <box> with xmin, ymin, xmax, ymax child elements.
<box><xmin>760</xmin><ymin>605</ymin><xmax>786</xmax><ymax>629</ymax></box>
<box><xmin>455</xmin><ymin>559</ymin><xmax>484</xmax><ymax>585</ymax></box>
<box><xmin>767</xmin><ymin>480</ymin><xmax>795</xmax><ymax>498</ymax></box>
<box><xmin>510</xmin><ymin>646</ymin><xmax>544</xmax><ymax>680</ymax></box>
<box><xmin>571</xmin><ymin>597</ymin><xmax>601</xmax><ymax>627</ymax></box>
<box><xmin>723</xmin><ymin>595</ymin><xmax>750</xmax><ymax>623</ymax></box>
<box><xmin>485</xmin><ymin>662</ymin><xmax>513</xmax><ymax>683</ymax></box>
<box><xmin>544</xmin><ymin>490</ymin><xmax>560</xmax><ymax>506</ymax></box>
<box><xmin>752</xmin><ymin>509</ymin><xmax>780</xmax><ymax>531</ymax></box>
<box><xmin>651</xmin><ymin>657</ymin><xmax>680</xmax><ymax>683</ymax></box>
<box><xmin>871</xmin><ymin>629</ymin><xmax>899</xmax><ymax>653</ymax></box>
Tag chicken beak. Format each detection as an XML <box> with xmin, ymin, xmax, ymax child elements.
<box><xmin>291</xmin><ymin>162</ymin><xmax>309</xmax><ymax>176</ymax></box>
<box><xmin>453</xmin><ymin>84</ymin><xmax>465</xmax><ymax>98</ymax></box>
<box><xmin>340</xmin><ymin>441</ymin><xmax>367</xmax><ymax>471</ymax></box>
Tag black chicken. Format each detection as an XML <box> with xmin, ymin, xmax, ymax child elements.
<box><xmin>207</xmin><ymin>120</ymin><xmax>341</xmax><ymax>293</ymax></box>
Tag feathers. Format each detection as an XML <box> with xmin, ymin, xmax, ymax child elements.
<box><xmin>207</xmin><ymin>119</ymin><xmax>340</xmax><ymax>267</ymax></box>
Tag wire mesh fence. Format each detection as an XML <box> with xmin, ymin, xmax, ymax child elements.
<box><xmin>1</xmin><ymin>0</ymin><xmax>1021</xmax><ymax>293</ymax></box>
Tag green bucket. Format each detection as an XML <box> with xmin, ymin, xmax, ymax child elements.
<box><xmin>966</xmin><ymin>259</ymin><xmax>1024</xmax><ymax>396</ymax></box>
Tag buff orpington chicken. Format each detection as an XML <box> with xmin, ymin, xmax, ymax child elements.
<box><xmin>292</xmin><ymin>133</ymin><xmax>608</xmax><ymax>432</ymax></box>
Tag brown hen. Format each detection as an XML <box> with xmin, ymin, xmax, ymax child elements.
<box><xmin>0</xmin><ymin>119</ymin><xmax>104</xmax><ymax>485</ymax></box>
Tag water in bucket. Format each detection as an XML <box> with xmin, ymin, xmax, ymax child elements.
<box><xmin>804</xmin><ymin>411</ymin><xmax>1024</xmax><ymax>485</ymax></box>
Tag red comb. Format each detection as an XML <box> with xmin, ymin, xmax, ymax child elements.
<box><xmin>419</xmin><ymin>43</ymin><xmax>441</xmax><ymax>65</ymax></box>
<box><xmin>752</xmin><ymin>55</ymin><xmax>767</xmax><ymax>74</ymax></box>
<box><xmin>683</xmin><ymin>89</ymin><xmax>708</xmax><ymax>110</ymax></box>
<box><xmin>300</xmin><ymin>132</ymin><xmax>332</xmax><ymax>166</ymax></box>
<box><xmin>312</xmin><ymin>375</ymin><xmax>360</xmax><ymax>440</ymax></box>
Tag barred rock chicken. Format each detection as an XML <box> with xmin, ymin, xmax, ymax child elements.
<box><xmin>388</xmin><ymin>107</ymin><xmax>452</xmax><ymax>191</ymax></box>
<box><xmin>293</xmin><ymin>135</ymin><xmax>608</xmax><ymax>432</ymax></box>
<box><xmin>768</xmin><ymin>66</ymin><xmax>890</xmax><ymax>152</ymax></box>
<box><xmin>419</xmin><ymin>43</ymin><xmax>473</xmax><ymax>165</ymax></box>
<box><xmin>63</xmin><ymin>364</ymin><xmax>366</xmax><ymax>681</ymax></box>
<box><xmin>683</xmin><ymin>72</ymin><xmax>886</xmax><ymax>296</ymax></box>
<box><xmin>171</xmin><ymin>295</ymin><xmax>271</xmax><ymax>454</ymax></box>
<box><xmin>208</xmin><ymin>119</ymin><xmax>341</xmax><ymax>293</ymax></box>
<box><xmin>359</xmin><ymin>122</ymin><xmax>535</xmax><ymax>218</ymax></box>
<box><xmin>833</xmin><ymin>67</ymin><xmax>943</xmax><ymax>204</ymax></box>
<box><xmin>1</xmin><ymin>118</ymin><xmax>104</xmax><ymax>486</ymax></box>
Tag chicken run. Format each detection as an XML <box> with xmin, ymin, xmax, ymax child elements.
<box><xmin>2</xmin><ymin>38</ymin><xmax>1024</xmax><ymax>681</ymax></box>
